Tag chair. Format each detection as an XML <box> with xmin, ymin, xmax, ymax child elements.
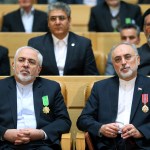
<box><xmin>58</xmin><ymin>81</ymin><xmax>72</xmax><ymax>150</ymax></box>
<box><xmin>94</xmin><ymin>51</ymin><xmax>107</xmax><ymax>75</ymax></box>
<box><xmin>76</xmin><ymin>82</ymin><xmax>95</xmax><ymax>150</ymax></box>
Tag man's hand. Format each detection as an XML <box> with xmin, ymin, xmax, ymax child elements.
<box><xmin>121</xmin><ymin>124</ymin><xmax>143</xmax><ymax>139</ymax></box>
<box><xmin>3</xmin><ymin>129</ymin><xmax>30</xmax><ymax>145</ymax></box>
<box><xmin>99</xmin><ymin>123</ymin><xmax>119</xmax><ymax>138</ymax></box>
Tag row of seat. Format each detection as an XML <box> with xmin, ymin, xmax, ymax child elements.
<box><xmin>0</xmin><ymin>75</ymin><xmax>110</xmax><ymax>150</ymax></box>
<box><xmin>0</xmin><ymin>4</ymin><xmax>149</xmax><ymax>32</ymax></box>
<box><xmin>0</xmin><ymin>32</ymin><xmax>146</xmax><ymax>75</ymax></box>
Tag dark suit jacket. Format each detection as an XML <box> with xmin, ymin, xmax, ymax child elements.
<box><xmin>138</xmin><ymin>0</ymin><xmax>150</xmax><ymax>4</ymax></box>
<box><xmin>88</xmin><ymin>1</ymin><xmax>142</xmax><ymax>32</ymax></box>
<box><xmin>37</xmin><ymin>0</ymin><xmax>71</xmax><ymax>3</ymax></box>
<box><xmin>77</xmin><ymin>75</ymin><xmax>150</xmax><ymax>149</ymax></box>
<box><xmin>0</xmin><ymin>46</ymin><xmax>10</xmax><ymax>75</ymax></box>
<box><xmin>0</xmin><ymin>76</ymin><xmax>71</xmax><ymax>148</ymax></box>
<box><xmin>1</xmin><ymin>9</ymin><xmax>48</xmax><ymax>32</ymax></box>
<box><xmin>138</xmin><ymin>43</ymin><xmax>150</xmax><ymax>75</ymax></box>
<box><xmin>28</xmin><ymin>32</ymin><xmax>99</xmax><ymax>75</ymax></box>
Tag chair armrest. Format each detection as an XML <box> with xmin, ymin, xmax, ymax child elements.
<box><xmin>85</xmin><ymin>132</ymin><xmax>94</xmax><ymax>150</ymax></box>
<box><xmin>61</xmin><ymin>133</ymin><xmax>72</xmax><ymax>150</ymax></box>
<box><xmin>76</xmin><ymin>132</ymin><xmax>85</xmax><ymax>150</ymax></box>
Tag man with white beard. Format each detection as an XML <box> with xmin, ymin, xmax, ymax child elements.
<box><xmin>0</xmin><ymin>46</ymin><xmax>71</xmax><ymax>149</ymax></box>
<box><xmin>77</xmin><ymin>42</ymin><xmax>150</xmax><ymax>149</ymax></box>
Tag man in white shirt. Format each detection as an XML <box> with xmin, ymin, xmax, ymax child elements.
<box><xmin>77</xmin><ymin>42</ymin><xmax>150</xmax><ymax>149</ymax></box>
<box><xmin>2</xmin><ymin>0</ymin><xmax>48</xmax><ymax>32</ymax></box>
<box><xmin>0</xmin><ymin>46</ymin><xmax>71</xmax><ymax>149</ymax></box>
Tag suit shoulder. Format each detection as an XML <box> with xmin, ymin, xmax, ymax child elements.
<box><xmin>28</xmin><ymin>33</ymin><xmax>48</xmax><ymax>41</ymax></box>
<box><xmin>121</xmin><ymin>1</ymin><xmax>140</xmax><ymax>9</ymax></box>
<box><xmin>37</xmin><ymin>77</ymin><xmax>60</xmax><ymax>87</ymax></box>
<box><xmin>94</xmin><ymin>76</ymin><xmax>117</xmax><ymax>86</ymax></box>
<box><xmin>0</xmin><ymin>45</ymin><xmax>8</xmax><ymax>52</ymax></box>
<box><xmin>34</xmin><ymin>9</ymin><xmax>47</xmax><ymax>16</ymax></box>
<box><xmin>3</xmin><ymin>9</ymin><xmax>19</xmax><ymax>18</ymax></box>
<box><xmin>70</xmin><ymin>32</ymin><xmax>91</xmax><ymax>42</ymax></box>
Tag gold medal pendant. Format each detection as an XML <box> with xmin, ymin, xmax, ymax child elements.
<box><xmin>142</xmin><ymin>105</ymin><xmax>149</xmax><ymax>113</ymax></box>
<box><xmin>43</xmin><ymin>106</ymin><xmax>50</xmax><ymax>114</ymax></box>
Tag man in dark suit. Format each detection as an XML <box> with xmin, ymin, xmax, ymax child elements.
<box><xmin>28</xmin><ymin>2</ymin><xmax>99</xmax><ymax>75</ymax></box>
<box><xmin>0</xmin><ymin>46</ymin><xmax>71</xmax><ymax>149</ymax></box>
<box><xmin>37</xmin><ymin>0</ymin><xmax>104</xmax><ymax>4</ymax></box>
<box><xmin>105</xmin><ymin>24</ymin><xmax>140</xmax><ymax>75</ymax></box>
<box><xmin>1</xmin><ymin>0</ymin><xmax>48</xmax><ymax>32</ymax></box>
<box><xmin>77</xmin><ymin>42</ymin><xmax>150</xmax><ymax>149</ymax></box>
<box><xmin>0</xmin><ymin>45</ymin><xmax>10</xmax><ymax>75</ymax></box>
<box><xmin>88</xmin><ymin>0</ymin><xmax>142</xmax><ymax>32</ymax></box>
<box><xmin>138</xmin><ymin>8</ymin><xmax>150</xmax><ymax>75</ymax></box>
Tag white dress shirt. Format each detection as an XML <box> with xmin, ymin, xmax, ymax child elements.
<box><xmin>116</xmin><ymin>77</ymin><xmax>136</xmax><ymax>126</ymax></box>
<box><xmin>83</xmin><ymin>0</ymin><xmax>97</xmax><ymax>6</ymax></box>
<box><xmin>21</xmin><ymin>7</ymin><xmax>34</xmax><ymax>33</ymax></box>
<box><xmin>16</xmin><ymin>82</ymin><xmax>36</xmax><ymax>129</ymax></box>
<box><xmin>52</xmin><ymin>34</ymin><xmax>68</xmax><ymax>76</ymax></box>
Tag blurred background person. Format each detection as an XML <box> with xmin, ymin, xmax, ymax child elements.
<box><xmin>0</xmin><ymin>0</ymin><xmax>17</xmax><ymax>3</ymax></box>
<box><xmin>138</xmin><ymin>0</ymin><xmax>150</xmax><ymax>4</ymax></box>
<box><xmin>37</xmin><ymin>0</ymin><xmax>104</xmax><ymax>5</ymax></box>
<box><xmin>0</xmin><ymin>45</ymin><xmax>10</xmax><ymax>75</ymax></box>
<box><xmin>28</xmin><ymin>2</ymin><xmax>99</xmax><ymax>75</ymax></box>
<box><xmin>88</xmin><ymin>0</ymin><xmax>142</xmax><ymax>32</ymax></box>
<box><xmin>105</xmin><ymin>24</ymin><xmax>140</xmax><ymax>75</ymax></box>
<box><xmin>1</xmin><ymin>0</ymin><xmax>48</xmax><ymax>32</ymax></box>
<box><xmin>138</xmin><ymin>8</ymin><xmax>150</xmax><ymax>75</ymax></box>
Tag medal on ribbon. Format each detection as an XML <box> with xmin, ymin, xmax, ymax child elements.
<box><xmin>42</xmin><ymin>95</ymin><xmax>50</xmax><ymax>114</ymax></box>
<box><xmin>142</xmin><ymin>94</ymin><xmax>149</xmax><ymax>113</ymax></box>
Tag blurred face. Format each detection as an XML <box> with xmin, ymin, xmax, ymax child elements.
<box><xmin>105</xmin><ymin>0</ymin><xmax>120</xmax><ymax>7</ymax></box>
<box><xmin>112</xmin><ymin>44</ymin><xmax>140</xmax><ymax>81</ymax></box>
<box><xmin>18</xmin><ymin>0</ymin><xmax>33</xmax><ymax>8</ymax></box>
<box><xmin>120</xmin><ymin>28</ymin><xmax>140</xmax><ymax>45</ymax></box>
<box><xmin>143</xmin><ymin>14</ymin><xmax>150</xmax><ymax>39</ymax></box>
<box><xmin>12</xmin><ymin>48</ymin><xmax>42</xmax><ymax>85</ymax></box>
<box><xmin>48</xmin><ymin>9</ymin><xmax>71</xmax><ymax>39</ymax></box>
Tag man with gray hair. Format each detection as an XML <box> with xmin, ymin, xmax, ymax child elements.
<box><xmin>0</xmin><ymin>46</ymin><xmax>71</xmax><ymax>149</ymax></box>
<box><xmin>28</xmin><ymin>2</ymin><xmax>99</xmax><ymax>75</ymax></box>
<box><xmin>77</xmin><ymin>42</ymin><xmax>150</xmax><ymax>149</ymax></box>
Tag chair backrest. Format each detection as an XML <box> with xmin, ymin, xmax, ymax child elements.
<box><xmin>57</xmin><ymin>81</ymin><xmax>67</xmax><ymax>106</ymax></box>
<box><xmin>94</xmin><ymin>51</ymin><xmax>107</xmax><ymax>75</ymax></box>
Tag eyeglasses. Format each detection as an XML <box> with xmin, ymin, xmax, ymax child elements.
<box><xmin>18</xmin><ymin>57</ymin><xmax>37</xmax><ymax>66</ymax></box>
<box><xmin>113</xmin><ymin>54</ymin><xmax>137</xmax><ymax>63</ymax></box>
<box><xmin>49</xmin><ymin>15</ymin><xmax>67</xmax><ymax>22</ymax></box>
<box><xmin>121</xmin><ymin>36</ymin><xmax>136</xmax><ymax>40</ymax></box>
<box><xmin>144</xmin><ymin>23</ymin><xmax>150</xmax><ymax>27</ymax></box>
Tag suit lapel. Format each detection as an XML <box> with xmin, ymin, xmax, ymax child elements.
<box><xmin>8</xmin><ymin>77</ymin><xmax>17</xmax><ymax>128</ymax></box>
<box><xmin>130</xmin><ymin>75</ymin><xmax>144</xmax><ymax>122</ymax></box>
<box><xmin>33</xmin><ymin>78</ymin><xmax>43</xmax><ymax>127</ymax></box>
<box><xmin>109</xmin><ymin>77</ymin><xmax>119</xmax><ymax>121</ymax></box>
<box><xmin>64</xmin><ymin>32</ymin><xmax>75</xmax><ymax>74</ymax></box>
<box><xmin>15</xmin><ymin>9</ymin><xmax>25</xmax><ymax>31</ymax></box>
<box><xmin>44</xmin><ymin>34</ymin><xmax>59</xmax><ymax>74</ymax></box>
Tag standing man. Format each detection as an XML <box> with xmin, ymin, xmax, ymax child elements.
<box><xmin>88</xmin><ymin>0</ymin><xmax>142</xmax><ymax>32</ymax></box>
<box><xmin>0</xmin><ymin>46</ymin><xmax>71</xmax><ymax>149</ymax></box>
<box><xmin>77</xmin><ymin>42</ymin><xmax>150</xmax><ymax>149</ymax></box>
<box><xmin>105</xmin><ymin>24</ymin><xmax>140</xmax><ymax>75</ymax></box>
<box><xmin>28</xmin><ymin>2</ymin><xmax>99</xmax><ymax>75</ymax></box>
<box><xmin>1</xmin><ymin>0</ymin><xmax>48</xmax><ymax>32</ymax></box>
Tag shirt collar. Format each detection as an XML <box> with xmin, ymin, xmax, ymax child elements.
<box><xmin>52</xmin><ymin>33</ymin><xmax>69</xmax><ymax>46</ymax></box>
<box><xmin>119</xmin><ymin>77</ymin><xmax>136</xmax><ymax>89</ymax></box>
<box><xmin>20</xmin><ymin>7</ymin><xmax>34</xmax><ymax>16</ymax></box>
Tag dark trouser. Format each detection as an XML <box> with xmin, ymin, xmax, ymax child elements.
<box><xmin>97</xmin><ymin>134</ymin><xmax>139</xmax><ymax>150</ymax></box>
<box><xmin>0</xmin><ymin>140</ymin><xmax>61</xmax><ymax>150</ymax></box>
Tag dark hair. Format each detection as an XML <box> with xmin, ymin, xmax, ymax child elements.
<box><xmin>141</xmin><ymin>8</ymin><xmax>150</xmax><ymax>29</ymax></box>
<box><xmin>120</xmin><ymin>24</ymin><xmax>140</xmax><ymax>37</ymax></box>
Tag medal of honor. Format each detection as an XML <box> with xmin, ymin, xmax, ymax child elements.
<box><xmin>142</xmin><ymin>94</ymin><xmax>149</xmax><ymax>113</ymax></box>
<box><xmin>142</xmin><ymin>105</ymin><xmax>149</xmax><ymax>113</ymax></box>
<box><xmin>43</xmin><ymin>106</ymin><xmax>50</xmax><ymax>114</ymax></box>
<box><xmin>42</xmin><ymin>96</ymin><xmax>50</xmax><ymax>114</ymax></box>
